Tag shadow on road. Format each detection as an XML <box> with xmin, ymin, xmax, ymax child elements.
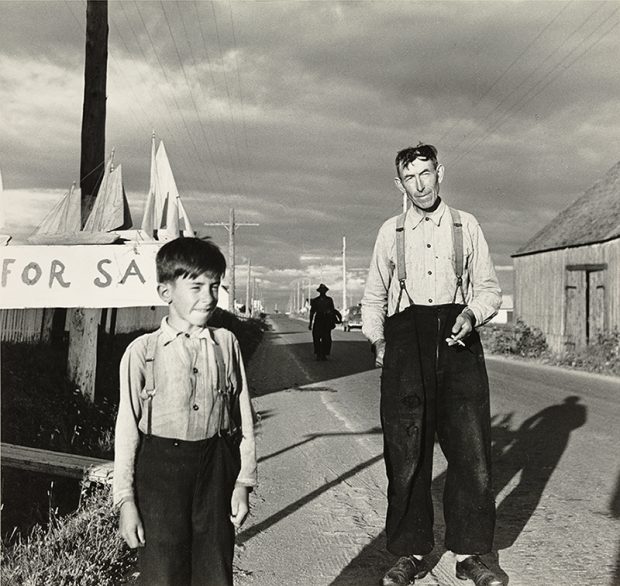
<box><xmin>610</xmin><ymin>469</ymin><xmax>620</xmax><ymax>586</ymax></box>
<box><xmin>237</xmin><ymin>452</ymin><xmax>384</xmax><ymax>546</ymax></box>
<box><xmin>250</xmin><ymin>333</ymin><xmax>375</xmax><ymax>397</ymax></box>
<box><xmin>329</xmin><ymin>396</ymin><xmax>587</xmax><ymax>585</ymax></box>
<box><xmin>258</xmin><ymin>427</ymin><xmax>382</xmax><ymax>464</ymax></box>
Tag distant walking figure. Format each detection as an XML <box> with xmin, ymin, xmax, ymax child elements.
<box><xmin>308</xmin><ymin>284</ymin><xmax>341</xmax><ymax>360</ymax></box>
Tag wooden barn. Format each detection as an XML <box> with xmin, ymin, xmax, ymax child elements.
<box><xmin>512</xmin><ymin>160</ymin><xmax>620</xmax><ymax>354</ymax></box>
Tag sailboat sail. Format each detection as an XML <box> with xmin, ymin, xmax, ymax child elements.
<box><xmin>83</xmin><ymin>156</ymin><xmax>133</xmax><ymax>232</ymax></box>
<box><xmin>140</xmin><ymin>137</ymin><xmax>195</xmax><ymax>240</ymax></box>
<box><xmin>31</xmin><ymin>182</ymin><xmax>81</xmax><ymax>236</ymax></box>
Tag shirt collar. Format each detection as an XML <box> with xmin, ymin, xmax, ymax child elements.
<box><xmin>406</xmin><ymin>199</ymin><xmax>448</xmax><ymax>229</ymax></box>
<box><xmin>160</xmin><ymin>317</ymin><xmax>216</xmax><ymax>345</ymax></box>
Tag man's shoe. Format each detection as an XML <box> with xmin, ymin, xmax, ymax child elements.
<box><xmin>455</xmin><ymin>556</ymin><xmax>502</xmax><ymax>586</ymax></box>
<box><xmin>381</xmin><ymin>556</ymin><xmax>427</xmax><ymax>586</ymax></box>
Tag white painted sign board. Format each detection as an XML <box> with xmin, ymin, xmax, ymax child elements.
<box><xmin>1</xmin><ymin>244</ymin><xmax>164</xmax><ymax>309</ymax></box>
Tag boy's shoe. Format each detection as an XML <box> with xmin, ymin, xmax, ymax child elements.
<box><xmin>455</xmin><ymin>556</ymin><xmax>502</xmax><ymax>586</ymax></box>
<box><xmin>381</xmin><ymin>556</ymin><xmax>427</xmax><ymax>586</ymax></box>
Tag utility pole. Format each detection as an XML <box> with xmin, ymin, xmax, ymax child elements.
<box><xmin>342</xmin><ymin>236</ymin><xmax>347</xmax><ymax>311</ymax></box>
<box><xmin>245</xmin><ymin>259</ymin><xmax>251</xmax><ymax>317</ymax></box>
<box><xmin>204</xmin><ymin>208</ymin><xmax>258</xmax><ymax>313</ymax></box>
<box><xmin>80</xmin><ymin>0</ymin><xmax>108</xmax><ymax>226</ymax></box>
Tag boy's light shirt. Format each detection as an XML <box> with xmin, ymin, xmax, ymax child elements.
<box><xmin>113</xmin><ymin>317</ymin><xmax>257</xmax><ymax>507</ymax></box>
<box><xmin>361</xmin><ymin>200</ymin><xmax>501</xmax><ymax>344</ymax></box>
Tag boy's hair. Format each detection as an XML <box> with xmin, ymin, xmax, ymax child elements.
<box><xmin>156</xmin><ymin>237</ymin><xmax>226</xmax><ymax>283</ymax></box>
<box><xmin>395</xmin><ymin>143</ymin><xmax>438</xmax><ymax>176</ymax></box>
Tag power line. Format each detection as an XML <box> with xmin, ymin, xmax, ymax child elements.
<box><xmin>439</xmin><ymin>0</ymin><xmax>576</xmax><ymax>148</ymax></box>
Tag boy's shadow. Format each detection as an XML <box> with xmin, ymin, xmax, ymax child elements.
<box><xmin>330</xmin><ymin>396</ymin><xmax>587</xmax><ymax>585</ymax></box>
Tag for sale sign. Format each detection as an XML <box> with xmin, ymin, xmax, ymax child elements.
<box><xmin>0</xmin><ymin>244</ymin><xmax>165</xmax><ymax>309</ymax></box>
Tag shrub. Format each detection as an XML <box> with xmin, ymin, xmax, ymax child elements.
<box><xmin>480</xmin><ymin>319</ymin><xmax>548</xmax><ymax>359</ymax></box>
<box><xmin>561</xmin><ymin>330</ymin><xmax>620</xmax><ymax>376</ymax></box>
<box><xmin>1</xmin><ymin>342</ymin><xmax>117</xmax><ymax>459</ymax></box>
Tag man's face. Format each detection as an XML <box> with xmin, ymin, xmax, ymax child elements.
<box><xmin>395</xmin><ymin>158</ymin><xmax>444</xmax><ymax>210</ymax></box>
<box><xmin>158</xmin><ymin>272</ymin><xmax>220</xmax><ymax>331</ymax></box>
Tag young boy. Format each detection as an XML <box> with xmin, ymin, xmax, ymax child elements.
<box><xmin>113</xmin><ymin>237</ymin><xmax>257</xmax><ymax>586</ymax></box>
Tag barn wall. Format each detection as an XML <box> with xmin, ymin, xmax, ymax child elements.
<box><xmin>514</xmin><ymin>238</ymin><xmax>619</xmax><ymax>353</ymax></box>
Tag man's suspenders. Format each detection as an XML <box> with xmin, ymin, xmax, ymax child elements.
<box><xmin>394</xmin><ymin>207</ymin><xmax>465</xmax><ymax>312</ymax></box>
<box><xmin>449</xmin><ymin>208</ymin><xmax>466</xmax><ymax>303</ymax></box>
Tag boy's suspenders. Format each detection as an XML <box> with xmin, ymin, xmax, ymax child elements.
<box><xmin>213</xmin><ymin>340</ymin><xmax>232</xmax><ymax>436</ymax></box>
<box><xmin>142</xmin><ymin>331</ymin><xmax>239</xmax><ymax>438</ymax></box>
<box><xmin>143</xmin><ymin>333</ymin><xmax>158</xmax><ymax>437</ymax></box>
<box><xmin>394</xmin><ymin>206</ymin><xmax>465</xmax><ymax>313</ymax></box>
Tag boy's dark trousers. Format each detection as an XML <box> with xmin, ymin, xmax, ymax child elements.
<box><xmin>135</xmin><ymin>433</ymin><xmax>240</xmax><ymax>586</ymax></box>
<box><xmin>380</xmin><ymin>303</ymin><xmax>495</xmax><ymax>556</ymax></box>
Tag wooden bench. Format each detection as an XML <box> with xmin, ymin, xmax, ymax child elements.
<box><xmin>1</xmin><ymin>442</ymin><xmax>113</xmax><ymax>484</ymax></box>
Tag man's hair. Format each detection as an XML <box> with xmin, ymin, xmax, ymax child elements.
<box><xmin>156</xmin><ymin>237</ymin><xmax>226</xmax><ymax>283</ymax></box>
<box><xmin>395</xmin><ymin>143</ymin><xmax>438</xmax><ymax>175</ymax></box>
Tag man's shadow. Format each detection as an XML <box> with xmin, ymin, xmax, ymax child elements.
<box><xmin>330</xmin><ymin>396</ymin><xmax>587</xmax><ymax>585</ymax></box>
<box><xmin>491</xmin><ymin>395</ymin><xmax>587</xmax><ymax>550</ymax></box>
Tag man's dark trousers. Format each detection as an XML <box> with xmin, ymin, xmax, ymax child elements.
<box><xmin>135</xmin><ymin>434</ymin><xmax>240</xmax><ymax>586</ymax></box>
<box><xmin>380</xmin><ymin>303</ymin><xmax>495</xmax><ymax>556</ymax></box>
<box><xmin>312</xmin><ymin>315</ymin><xmax>333</xmax><ymax>358</ymax></box>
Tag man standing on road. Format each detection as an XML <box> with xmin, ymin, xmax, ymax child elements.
<box><xmin>309</xmin><ymin>283</ymin><xmax>340</xmax><ymax>361</ymax></box>
<box><xmin>361</xmin><ymin>144</ymin><xmax>503</xmax><ymax>586</ymax></box>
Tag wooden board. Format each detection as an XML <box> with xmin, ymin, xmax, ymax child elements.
<box><xmin>1</xmin><ymin>442</ymin><xmax>113</xmax><ymax>484</ymax></box>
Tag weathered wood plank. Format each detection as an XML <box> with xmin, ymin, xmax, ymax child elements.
<box><xmin>1</xmin><ymin>443</ymin><xmax>113</xmax><ymax>484</ymax></box>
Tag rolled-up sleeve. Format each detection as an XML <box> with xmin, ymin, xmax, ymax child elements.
<box><xmin>232</xmin><ymin>337</ymin><xmax>257</xmax><ymax>488</ymax></box>
<box><xmin>466</xmin><ymin>222</ymin><xmax>502</xmax><ymax>327</ymax></box>
<box><xmin>113</xmin><ymin>339</ymin><xmax>145</xmax><ymax>508</ymax></box>
<box><xmin>361</xmin><ymin>222</ymin><xmax>393</xmax><ymax>344</ymax></box>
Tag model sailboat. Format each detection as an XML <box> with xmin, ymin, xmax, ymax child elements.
<box><xmin>140</xmin><ymin>133</ymin><xmax>195</xmax><ymax>241</ymax></box>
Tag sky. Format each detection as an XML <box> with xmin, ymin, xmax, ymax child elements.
<box><xmin>1</xmin><ymin>0</ymin><xmax>619</xmax><ymax>312</ymax></box>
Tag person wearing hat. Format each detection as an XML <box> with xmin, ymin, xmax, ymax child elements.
<box><xmin>361</xmin><ymin>144</ymin><xmax>503</xmax><ymax>586</ymax></box>
<box><xmin>308</xmin><ymin>284</ymin><xmax>341</xmax><ymax>360</ymax></box>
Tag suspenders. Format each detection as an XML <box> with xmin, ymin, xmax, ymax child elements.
<box><xmin>394</xmin><ymin>206</ymin><xmax>465</xmax><ymax>313</ymax></box>
<box><xmin>142</xmin><ymin>331</ymin><xmax>239</xmax><ymax>438</ymax></box>
<box><xmin>144</xmin><ymin>333</ymin><xmax>158</xmax><ymax>437</ymax></box>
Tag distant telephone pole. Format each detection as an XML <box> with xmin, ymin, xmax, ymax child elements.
<box><xmin>342</xmin><ymin>236</ymin><xmax>347</xmax><ymax>311</ymax></box>
<box><xmin>204</xmin><ymin>208</ymin><xmax>258</xmax><ymax>312</ymax></box>
<box><xmin>245</xmin><ymin>258</ymin><xmax>251</xmax><ymax>317</ymax></box>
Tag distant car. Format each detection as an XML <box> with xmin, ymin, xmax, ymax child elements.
<box><xmin>342</xmin><ymin>305</ymin><xmax>362</xmax><ymax>332</ymax></box>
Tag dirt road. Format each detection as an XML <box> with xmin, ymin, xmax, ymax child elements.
<box><xmin>235</xmin><ymin>315</ymin><xmax>620</xmax><ymax>586</ymax></box>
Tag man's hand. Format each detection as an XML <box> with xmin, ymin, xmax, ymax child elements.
<box><xmin>373</xmin><ymin>339</ymin><xmax>386</xmax><ymax>368</ymax></box>
<box><xmin>449</xmin><ymin>309</ymin><xmax>475</xmax><ymax>345</ymax></box>
<box><xmin>119</xmin><ymin>501</ymin><xmax>145</xmax><ymax>548</ymax></box>
<box><xmin>230</xmin><ymin>486</ymin><xmax>250</xmax><ymax>529</ymax></box>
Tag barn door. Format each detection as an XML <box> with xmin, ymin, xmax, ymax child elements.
<box><xmin>588</xmin><ymin>270</ymin><xmax>606</xmax><ymax>341</ymax></box>
<box><xmin>565</xmin><ymin>270</ymin><xmax>587</xmax><ymax>350</ymax></box>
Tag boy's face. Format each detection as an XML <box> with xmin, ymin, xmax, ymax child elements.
<box><xmin>158</xmin><ymin>272</ymin><xmax>220</xmax><ymax>332</ymax></box>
